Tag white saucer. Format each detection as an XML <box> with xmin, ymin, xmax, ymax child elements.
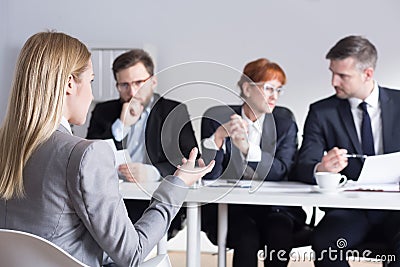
<box><xmin>312</xmin><ymin>185</ymin><xmax>344</xmax><ymax>194</ymax></box>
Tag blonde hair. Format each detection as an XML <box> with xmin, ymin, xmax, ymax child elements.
<box><xmin>0</xmin><ymin>32</ymin><xmax>91</xmax><ymax>200</ymax></box>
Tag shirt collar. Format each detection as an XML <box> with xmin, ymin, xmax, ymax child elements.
<box><xmin>145</xmin><ymin>96</ymin><xmax>154</xmax><ymax>113</ymax></box>
<box><xmin>60</xmin><ymin>116</ymin><xmax>73</xmax><ymax>135</ymax></box>
<box><xmin>241</xmin><ymin>107</ymin><xmax>265</xmax><ymax>133</ymax></box>
<box><xmin>348</xmin><ymin>81</ymin><xmax>379</xmax><ymax>109</ymax></box>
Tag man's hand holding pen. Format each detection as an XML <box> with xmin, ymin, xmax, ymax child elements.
<box><xmin>316</xmin><ymin>147</ymin><xmax>349</xmax><ymax>173</ymax></box>
<box><xmin>316</xmin><ymin>147</ymin><xmax>369</xmax><ymax>173</ymax></box>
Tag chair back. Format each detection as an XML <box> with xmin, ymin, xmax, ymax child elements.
<box><xmin>0</xmin><ymin>229</ymin><xmax>88</xmax><ymax>267</ymax></box>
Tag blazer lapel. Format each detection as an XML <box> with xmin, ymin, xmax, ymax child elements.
<box><xmin>151</xmin><ymin>93</ymin><xmax>161</xmax><ymax>108</ymax></box>
<box><xmin>229</xmin><ymin>107</ymin><xmax>247</xmax><ymax>177</ymax></box>
<box><xmin>337</xmin><ymin>99</ymin><xmax>363</xmax><ymax>155</ymax></box>
<box><xmin>260</xmin><ymin>113</ymin><xmax>276</xmax><ymax>154</ymax></box>
<box><xmin>380</xmin><ymin>87</ymin><xmax>395</xmax><ymax>153</ymax></box>
<box><xmin>146</xmin><ymin>101</ymin><xmax>162</xmax><ymax>161</ymax></box>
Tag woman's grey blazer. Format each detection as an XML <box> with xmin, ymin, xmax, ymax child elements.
<box><xmin>0</xmin><ymin>125</ymin><xmax>188</xmax><ymax>266</ymax></box>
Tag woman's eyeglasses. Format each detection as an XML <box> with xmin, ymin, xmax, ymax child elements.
<box><xmin>252</xmin><ymin>82</ymin><xmax>284</xmax><ymax>96</ymax></box>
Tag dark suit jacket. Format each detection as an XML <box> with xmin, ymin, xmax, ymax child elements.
<box><xmin>87</xmin><ymin>94</ymin><xmax>199</xmax><ymax>176</ymax></box>
<box><xmin>201</xmin><ymin>105</ymin><xmax>299</xmax><ymax>182</ymax></box>
<box><xmin>200</xmin><ymin>105</ymin><xmax>306</xmax><ymax>228</ymax></box>
<box><xmin>296</xmin><ymin>86</ymin><xmax>400</xmax><ymax>184</ymax></box>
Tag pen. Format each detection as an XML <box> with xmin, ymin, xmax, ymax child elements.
<box><xmin>343</xmin><ymin>154</ymin><xmax>368</xmax><ymax>159</ymax></box>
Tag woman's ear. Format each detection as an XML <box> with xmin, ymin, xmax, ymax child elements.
<box><xmin>241</xmin><ymin>82</ymin><xmax>251</xmax><ymax>98</ymax></box>
<box><xmin>65</xmin><ymin>75</ymin><xmax>76</xmax><ymax>96</ymax></box>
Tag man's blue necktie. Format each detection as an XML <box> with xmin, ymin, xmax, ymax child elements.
<box><xmin>359</xmin><ymin>102</ymin><xmax>375</xmax><ymax>156</ymax></box>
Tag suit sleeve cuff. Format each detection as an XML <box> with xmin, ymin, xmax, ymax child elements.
<box><xmin>202</xmin><ymin>134</ymin><xmax>226</xmax><ymax>152</ymax></box>
<box><xmin>152</xmin><ymin>175</ymin><xmax>189</xmax><ymax>207</ymax></box>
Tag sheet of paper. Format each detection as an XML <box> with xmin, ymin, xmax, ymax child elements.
<box><xmin>115</xmin><ymin>150</ymin><xmax>133</xmax><ymax>181</ymax></box>
<box><xmin>257</xmin><ymin>182</ymin><xmax>314</xmax><ymax>193</ymax></box>
<box><xmin>202</xmin><ymin>180</ymin><xmax>313</xmax><ymax>192</ymax></box>
<box><xmin>357</xmin><ymin>151</ymin><xmax>400</xmax><ymax>184</ymax></box>
<box><xmin>102</xmin><ymin>140</ymin><xmax>131</xmax><ymax>182</ymax></box>
<box><xmin>102</xmin><ymin>139</ymin><xmax>131</xmax><ymax>166</ymax></box>
<box><xmin>203</xmin><ymin>179</ymin><xmax>251</xmax><ymax>188</ymax></box>
<box><xmin>103</xmin><ymin>139</ymin><xmax>117</xmax><ymax>154</ymax></box>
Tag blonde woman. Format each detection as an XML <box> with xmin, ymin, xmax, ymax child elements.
<box><xmin>0</xmin><ymin>32</ymin><xmax>214</xmax><ymax>267</ymax></box>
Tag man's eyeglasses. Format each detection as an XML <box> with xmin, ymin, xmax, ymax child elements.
<box><xmin>116</xmin><ymin>76</ymin><xmax>152</xmax><ymax>91</ymax></box>
<box><xmin>252</xmin><ymin>82</ymin><xmax>284</xmax><ymax>96</ymax></box>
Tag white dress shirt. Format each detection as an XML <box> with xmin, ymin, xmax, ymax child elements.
<box><xmin>60</xmin><ymin>116</ymin><xmax>72</xmax><ymax>135</ymax></box>
<box><xmin>348</xmin><ymin>81</ymin><xmax>383</xmax><ymax>155</ymax></box>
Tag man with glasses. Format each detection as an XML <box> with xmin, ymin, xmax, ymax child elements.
<box><xmin>87</xmin><ymin>49</ymin><xmax>198</xmax><ymax>239</ymax></box>
<box><xmin>296</xmin><ymin>35</ymin><xmax>400</xmax><ymax>266</ymax></box>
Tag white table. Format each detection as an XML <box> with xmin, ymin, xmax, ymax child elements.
<box><xmin>120</xmin><ymin>181</ymin><xmax>400</xmax><ymax>267</ymax></box>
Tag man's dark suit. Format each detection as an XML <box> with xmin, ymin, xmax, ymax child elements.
<box><xmin>296</xmin><ymin>86</ymin><xmax>400</xmax><ymax>267</ymax></box>
<box><xmin>201</xmin><ymin>105</ymin><xmax>306</xmax><ymax>267</ymax></box>
<box><xmin>297</xmin><ymin>86</ymin><xmax>400</xmax><ymax>183</ymax></box>
<box><xmin>87</xmin><ymin>93</ymin><xmax>198</xmax><ymax>238</ymax></box>
<box><xmin>87</xmin><ymin>94</ymin><xmax>198</xmax><ymax>176</ymax></box>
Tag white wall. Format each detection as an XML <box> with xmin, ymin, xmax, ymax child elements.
<box><xmin>0</xmin><ymin>0</ymin><xmax>10</xmax><ymax>119</ymax></box>
<box><xmin>2</xmin><ymin>0</ymin><xmax>400</xmax><ymax>136</ymax></box>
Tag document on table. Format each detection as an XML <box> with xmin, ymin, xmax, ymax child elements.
<box><xmin>358</xmin><ymin>151</ymin><xmax>400</xmax><ymax>184</ymax></box>
<box><xmin>102</xmin><ymin>139</ymin><xmax>132</xmax><ymax>166</ymax></box>
<box><xmin>203</xmin><ymin>179</ymin><xmax>252</xmax><ymax>188</ymax></box>
<box><xmin>257</xmin><ymin>182</ymin><xmax>314</xmax><ymax>193</ymax></box>
<box><xmin>345</xmin><ymin>151</ymin><xmax>400</xmax><ymax>192</ymax></box>
<box><xmin>344</xmin><ymin>181</ymin><xmax>399</xmax><ymax>192</ymax></box>
<box><xmin>103</xmin><ymin>139</ymin><xmax>117</xmax><ymax>154</ymax></box>
<box><xmin>115</xmin><ymin>150</ymin><xmax>132</xmax><ymax>182</ymax></box>
<box><xmin>103</xmin><ymin>139</ymin><xmax>132</xmax><ymax>182</ymax></box>
<box><xmin>202</xmin><ymin>180</ymin><xmax>313</xmax><ymax>192</ymax></box>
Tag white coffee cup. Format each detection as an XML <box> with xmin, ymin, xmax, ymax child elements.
<box><xmin>315</xmin><ymin>172</ymin><xmax>347</xmax><ymax>190</ymax></box>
